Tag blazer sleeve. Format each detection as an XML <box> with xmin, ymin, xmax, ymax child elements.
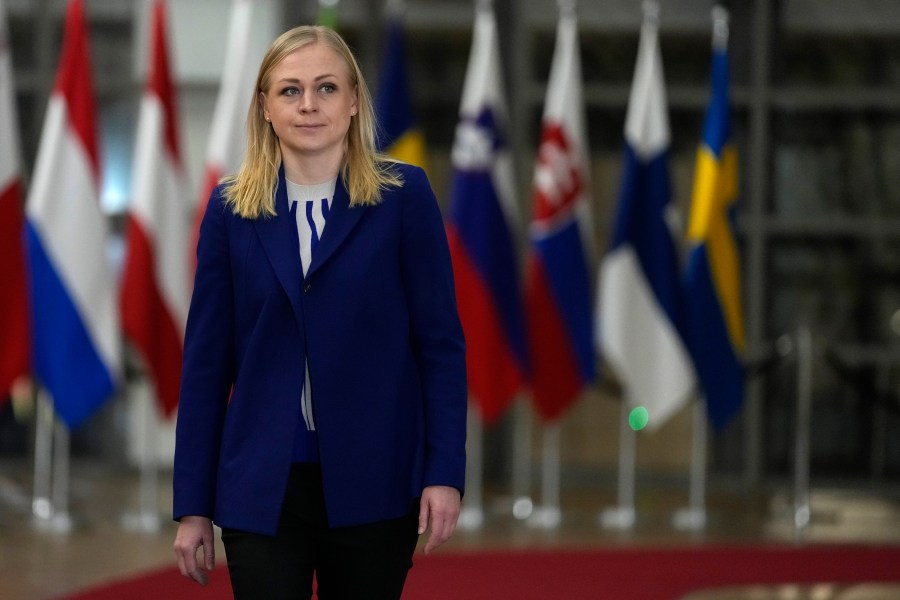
<box><xmin>399</xmin><ymin>165</ymin><xmax>468</xmax><ymax>494</ymax></box>
<box><xmin>172</xmin><ymin>188</ymin><xmax>236</xmax><ymax>521</ymax></box>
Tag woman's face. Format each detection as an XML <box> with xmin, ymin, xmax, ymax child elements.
<box><xmin>260</xmin><ymin>42</ymin><xmax>358</xmax><ymax>164</ymax></box>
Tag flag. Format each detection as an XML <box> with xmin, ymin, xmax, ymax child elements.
<box><xmin>684</xmin><ymin>9</ymin><xmax>745</xmax><ymax>430</ymax></box>
<box><xmin>0</xmin><ymin>0</ymin><xmax>30</xmax><ymax>402</ymax></box>
<box><xmin>24</xmin><ymin>0</ymin><xmax>119</xmax><ymax>428</ymax></box>
<box><xmin>596</xmin><ymin>8</ymin><xmax>695</xmax><ymax>431</ymax></box>
<box><xmin>374</xmin><ymin>11</ymin><xmax>427</xmax><ymax>169</ymax></box>
<box><xmin>192</xmin><ymin>0</ymin><xmax>259</xmax><ymax>265</ymax></box>
<box><xmin>525</xmin><ymin>5</ymin><xmax>595</xmax><ymax>423</ymax></box>
<box><xmin>445</xmin><ymin>3</ymin><xmax>527</xmax><ymax>425</ymax></box>
<box><xmin>120</xmin><ymin>0</ymin><xmax>189</xmax><ymax>418</ymax></box>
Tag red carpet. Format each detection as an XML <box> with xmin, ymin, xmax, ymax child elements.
<box><xmin>59</xmin><ymin>543</ymin><xmax>900</xmax><ymax>600</ymax></box>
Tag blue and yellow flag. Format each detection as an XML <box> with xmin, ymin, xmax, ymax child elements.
<box><xmin>373</xmin><ymin>16</ymin><xmax>427</xmax><ymax>169</ymax></box>
<box><xmin>684</xmin><ymin>13</ymin><xmax>745</xmax><ymax>430</ymax></box>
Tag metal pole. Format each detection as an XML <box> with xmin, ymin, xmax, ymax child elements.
<box><xmin>510</xmin><ymin>398</ymin><xmax>534</xmax><ymax>519</ymax></box>
<box><xmin>600</xmin><ymin>402</ymin><xmax>636</xmax><ymax>529</ymax></box>
<box><xmin>744</xmin><ymin>0</ymin><xmax>774</xmax><ymax>489</ymax></box>
<box><xmin>458</xmin><ymin>403</ymin><xmax>484</xmax><ymax>529</ymax></box>
<box><xmin>123</xmin><ymin>383</ymin><xmax>162</xmax><ymax>532</ymax></box>
<box><xmin>49</xmin><ymin>419</ymin><xmax>72</xmax><ymax>533</ymax></box>
<box><xmin>31</xmin><ymin>390</ymin><xmax>53</xmax><ymax>524</ymax></box>
<box><xmin>673</xmin><ymin>397</ymin><xmax>707</xmax><ymax>530</ymax></box>
<box><xmin>794</xmin><ymin>326</ymin><xmax>813</xmax><ymax>535</ymax></box>
<box><xmin>137</xmin><ymin>412</ymin><xmax>161</xmax><ymax>531</ymax></box>
<box><xmin>529</xmin><ymin>422</ymin><xmax>561</xmax><ymax>528</ymax></box>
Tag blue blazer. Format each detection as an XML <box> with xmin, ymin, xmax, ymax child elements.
<box><xmin>173</xmin><ymin>163</ymin><xmax>466</xmax><ymax>535</ymax></box>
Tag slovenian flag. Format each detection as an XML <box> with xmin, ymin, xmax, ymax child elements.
<box><xmin>25</xmin><ymin>0</ymin><xmax>120</xmax><ymax>428</ymax></box>
<box><xmin>0</xmin><ymin>0</ymin><xmax>30</xmax><ymax>401</ymax></box>
<box><xmin>525</xmin><ymin>4</ymin><xmax>595</xmax><ymax>423</ymax></box>
<box><xmin>596</xmin><ymin>5</ymin><xmax>696</xmax><ymax>431</ymax></box>
<box><xmin>192</xmin><ymin>0</ymin><xmax>261</xmax><ymax>266</ymax></box>
<box><xmin>374</xmin><ymin>10</ymin><xmax>427</xmax><ymax>169</ymax></box>
<box><xmin>445</xmin><ymin>3</ymin><xmax>528</xmax><ymax>425</ymax></box>
<box><xmin>684</xmin><ymin>7</ymin><xmax>745</xmax><ymax>430</ymax></box>
<box><xmin>120</xmin><ymin>0</ymin><xmax>190</xmax><ymax>418</ymax></box>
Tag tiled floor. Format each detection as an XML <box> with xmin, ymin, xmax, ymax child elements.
<box><xmin>2</xmin><ymin>458</ymin><xmax>900</xmax><ymax>599</ymax></box>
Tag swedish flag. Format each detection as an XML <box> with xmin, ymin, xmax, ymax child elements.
<box><xmin>374</xmin><ymin>16</ymin><xmax>427</xmax><ymax>169</ymax></box>
<box><xmin>684</xmin><ymin>13</ymin><xmax>746</xmax><ymax>430</ymax></box>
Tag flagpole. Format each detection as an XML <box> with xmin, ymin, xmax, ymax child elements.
<box><xmin>459</xmin><ymin>403</ymin><xmax>484</xmax><ymax>529</ymax></box>
<box><xmin>673</xmin><ymin>395</ymin><xmax>707</xmax><ymax>530</ymax></box>
<box><xmin>49</xmin><ymin>417</ymin><xmax>72</xmax><ymax>533</ymax></box>
<box><xmin>510</xmin><ymin>398</ymin><xmax>534</xmax><ymax>519</ymax></box>
<box><xmin>122</xmin><ymin>380</ymin><xmax>161</xmax><ymax>533</ymax></box>
<box><xmin>32</xmin><ymin>391</ymin><xmax>73</xmax><ymax>533</ymax></box>
<box><xmin>600</xmin><ymin>402</ymin><xmax>636</xmax><ymax>529</ymax></box>
<box><xmin>529</xmin><ymin>421</ymin><xmax>561</xmax><ymax>528</ymax></box>
<box><xmin>31</xmin><ymin>390</ymin><xmax>53</xmax><ymax>524</ymax></box>
<box><xmin>712</xmin><ymin>4</ymin><xmax>730</xmax><ymax>52</ymax></box>
<box><xmin>673</xmin><ymin>4</ymin><xmax>730</xmax><ymax>533</ymax></box>
<box><xmin>794</xmin><ymin>326</ymin><xmax>814</xmax><ymax>537</ymax></box>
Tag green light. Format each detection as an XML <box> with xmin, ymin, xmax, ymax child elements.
<box><xmin>628</xmin><ymin>406</ymin><xmax>649</xmax><ymax>431</ymax></box>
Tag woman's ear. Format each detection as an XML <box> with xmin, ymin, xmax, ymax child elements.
<box><xmin>258</xmin><ymin>91</ymin><xmax>269</xmax><ymax>121</ymax></box>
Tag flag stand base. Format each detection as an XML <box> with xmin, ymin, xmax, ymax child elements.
<box><xmin>121</xmin><ymin>510</ymin><xmax>162</xmax><ymax>534</ymax></box>
<box><xmin>458</xmin><ymin>506</ymin><xmax>484</xmax><ymax>529</ymax></box>
<box><xmin>673</xmin><ymin>507</ymin><xmax>707</xmax><ymax>530</ymax></box>
<box><xmin>527</xmin><ymin>505</ymin><xmax>561</xmax><ymax>529</ymax></box>
<box><xmin>511</xmin><ymin>495</ymin><xmax>534</xmax><ymax>520</ymax></box>
<box><xmin>599</xmin><ymin>506</ymin><xmax>635</xmax><ymax>529</ymax></box>
<box><xmin>32</xmin><ymin>510</ymin><xmax>73</xmax><ymax>534</ymax></box>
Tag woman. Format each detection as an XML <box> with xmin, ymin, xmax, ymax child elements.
<box><xmin>173</xmin><ymin>25</ymin><xmax>467</xmax><ymax>599</ymax></box>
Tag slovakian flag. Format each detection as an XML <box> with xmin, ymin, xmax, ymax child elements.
<box><xmin>684</xmin><ymin>8</ymin><xmax>745</xmax><ymax>430</ymax></box>
<box><xmin>525</xmin><ymin>5</ymin><xmax>595</xmax><ymax>423</ymax></box>
<box><xmin>25</xmin><ymin>0</ymin><xmax>120</xmax><ymax>428</ymax></box>
<box><xmin>445</xmin><ymin>3</ymin><xmax>528</xmax><ymax>425</ymax></box>
<box><xmin>192</xmin><ymin>0</ymin><xmax>261</xmax><ymax>266</ymax></box>
<box><xmin>596</xmin><ymin>7</ymin><xmax>696</xmax><ymax>431</ymax></box>
<box><xmin>0</xmin><ymin>0</ymin><xmax>30</xmax><ymax>402</ymax></box>
<box><xmin>374</xmin><ymin>11</ymin><xmax>427</xmax><ymax>169</ymax></box>
<box><xmin>120</xmin><ymin>0</ymin><xmax>190</xmax><ymax>418</ymax></box>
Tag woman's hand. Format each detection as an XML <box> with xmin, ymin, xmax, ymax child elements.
<box><xmin>174</xmin><ymin>515</ymin><xmax>216</xmax><ymax>585</ymax></box>
<box><xmin>418</xmin><ymin>485</ymin><xmax>461</xmax><ymax>554</ymax></box>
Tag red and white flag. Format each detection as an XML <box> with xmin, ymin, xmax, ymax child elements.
<box><xmin>192</xmin><ymin>0</ymin><xmax>261</xmax><ymax>262</ymax></box>
<box><xmin>120</xmin><ymin>0</ymin><xmax>190</xmax><ymax>418</ymax></box>
<box><xmin>0</xmin><ymin>0</ymin><xmax>30</xmax><ymax>402</ymax></box>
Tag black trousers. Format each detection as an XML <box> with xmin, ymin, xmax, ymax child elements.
<box><xmin>221</xmin><ymin>463</ymin><xmax>420</xmax><ymax>600</ymax></box>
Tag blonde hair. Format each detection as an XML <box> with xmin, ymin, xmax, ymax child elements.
<box><xmin>224</xmin><ymin>25</ymin><xmax>401</xmax><ymax>219</ymax></box>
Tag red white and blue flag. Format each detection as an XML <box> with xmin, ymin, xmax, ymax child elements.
<box><xmin>25</xmin><ymin>0</ymin><xmax>120</xmax><ymax>428</ymax></box>
<box><xmin>120</xmin><ymin>0</ymin><xmax>189</xmax><ymax>418</ymax></box>
<box><xmin>445</xmin><ymin>3</ymin><xmax>528</xmax><ymax>425</ymax></box>
<box><xmin>525</xmin><ymin>5</ymin><xmax>595</xmax><ymax>423</ymax></box>
<box><xmin>596</xmin><ymin>7</ymin><xmax>696</xmax><ymax>431</ymax></box>
<box><xmin>0</xmin><ymin>0</ymin><xmax>30</xmax><ymax>402</ymax></box>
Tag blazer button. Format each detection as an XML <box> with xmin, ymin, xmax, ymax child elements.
<box><xmin>303</xmin><ymin>282</ymin><xmax>312</xmax><ymax>293</ymax></box>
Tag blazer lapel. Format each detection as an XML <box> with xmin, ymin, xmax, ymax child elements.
<box><xmin>306</xmin><ymin>175</ymin><xmax>366</xmax><ymax>279</ymax></box>
<box><xmin>253</xmin><ymin>166</ymin><xmax>305</xmax><ymax>325</ymax></box>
